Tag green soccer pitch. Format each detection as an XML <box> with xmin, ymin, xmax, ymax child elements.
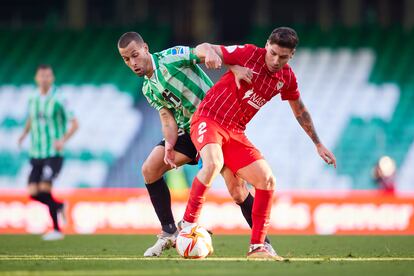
<box><xmin>1</xmin><ymin>235</ymin><xmax>413</xmax><ymax>275</ymax></box>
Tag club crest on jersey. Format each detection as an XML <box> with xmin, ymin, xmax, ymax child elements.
<box><xmin>276</xmin><ymin>81</ymin><xmax>284</xmax><ymax>91</ymax></box>
<box><xmin>171</xmin><ymin>47</ymin><xmax>185</xmax><ymax>55</ymax></box>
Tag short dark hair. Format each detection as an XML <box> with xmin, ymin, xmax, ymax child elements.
<box><xmin>36</xmin><ymin>64</ymin><xmax>53</xmax><ymax>72</ymax></box>
<box><xmin>268</xmin><ymin>27</ymin><xmax>299</xmax><ymax>49</ymax></box>
<box><xmin>117</xmin><ymin>32</ymin><xmax>144</xmax><ymax>48</ymax></box>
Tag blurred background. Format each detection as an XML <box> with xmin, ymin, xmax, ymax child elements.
<box><xmin>0</xmin><ymin>0</ymin><xmax>413</xmax><ymax>234</ymax></box>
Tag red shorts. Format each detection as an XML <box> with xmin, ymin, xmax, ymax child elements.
<box><xmin>190</xmin><ymin>114</ymin><xmax>263</xmax><ymax>174</ymax></box>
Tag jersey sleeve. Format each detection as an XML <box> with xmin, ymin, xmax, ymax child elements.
<box><xmin>160</xmin><ymin>46</ymin><xmax>200</xmax><ymax>67</ymax></box>
<box><xmin>280</xmin><ymin>67</ymin><xmax>300</xmax><ymax>101</ymax></box>
<box><xmin>142</xmin><ymin>85</ymin><xmax>164</xmax><ymax>111</ymax></box>
<box><xmin>144</xmin><ymin>94</ymin><xmax>164</xmax><ymax>111</ymax></box>
<box><xmin>220</xmin><ymin>44</ymin><xmax>256</xmax><ymax>66</ymax></box>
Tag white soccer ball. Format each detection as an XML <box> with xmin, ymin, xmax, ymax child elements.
<box><xmin>176</xmin><ymin>225</ymin><xmax>213</xmax><ymax>259</ymax></box>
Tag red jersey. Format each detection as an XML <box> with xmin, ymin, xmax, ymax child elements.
<box><xmin>196</xmin><ymin>44</ymin><xmax>300</xmax><ymax>133</ymax></box>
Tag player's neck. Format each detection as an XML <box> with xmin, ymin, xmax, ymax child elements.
<box><xmin>145</xmin><ymin>61</ymin><xmax>155</xmax><ymax>78</ymax></box>
<box><xmin>39</xmin><ymin>86</ymin><xmax>51</xmax><ymax>95</ymax></box>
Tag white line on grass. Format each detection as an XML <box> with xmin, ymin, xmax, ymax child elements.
<box><xmin>1</xmin><ymin>256</ymin><xmax>414</xmax><ymax>262</ymax></box>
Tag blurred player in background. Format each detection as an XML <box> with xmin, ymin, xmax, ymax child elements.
<box><xmin>180</xmin><ymin>27</ymin><xmax>337</xmax><ymax>260</ymax></box>
<box><xmin>18</xmin><ymin>65</ymin><xmax>79</xmax><ymax>240</ymax></box>
<box><xmin>373</xmin><ymin>156</ymin><xmax>396</xmax><ymax>194</ymax></box>
<box><xmin>118</xmin><ymin>32</ymin><xmax>275</xmax><ymax>257</ymax></box>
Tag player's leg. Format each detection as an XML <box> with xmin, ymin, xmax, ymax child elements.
<box><xmin>222</xmin><ymin>134</ymin><xmax>281</xmax><ymax>260</ymax></box>
<box><xmin>221</xmin><ymin>166</ymin><xmax>271</xmax><ymax>244</ymax></box>
<box><xmin>39</xmin><ymin>157</ymin><xmax>64</xmax><ymax>240</ymax></box>
<box><xmin>143</xmin><ymin>133</ymin><xmax>196</xmax><ymax>257</ymax></box>
<box><xmin>142</xmin><ymin>144</ymin><xmax>192</xmax><ymax>234</ymax></box>
<box><xmin>27</xmin><ymin>158</ymin><xmax>42</xmax><ymax>202</ymax></box>
<box><xmin>182</xmin><ymin>143</ymin><xmax>223</xmax><ymax>226</ymax></box>
<box><xmin>236</xmin><ymin>160</ymin><xmax>282</xmax><ymax>260</ymax></box>
<box><xmin>181</xmin><ymin>117</ymin><xmax>227</xmax><ymax>227</ymax></box>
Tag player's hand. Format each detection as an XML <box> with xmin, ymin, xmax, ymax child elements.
<box><xmin>164</xmin><ymin>141</ymin><xmax>177</xmax><ymax>169</ymax></box>
<box><xmin>205</xmin><ymin>49</ymin><xmax>222</xmax><ymax>69</ymax></box>
<box><xmin>54</xmin><ymin>140</ymin><xmax>65</xmax><ymax>151</ymax></box>
<box><xmin>316</xmin><ymin>144</ymin><xmax>336</xmax><ymax>168</ymax></box>
<box><xmin>231</xmin><ymin>66</ymin><xmax>253</xmax><ymax>89</ymax></box>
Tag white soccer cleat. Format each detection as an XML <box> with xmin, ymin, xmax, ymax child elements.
<box><xmin>264</xmin><ymin>242</ymin><xmax>277</xmax><ymax>256</ymax></box>
<box><xmin>143</xmin><ymin>231</ymin><xmax>178</xmax><ymax>257</ymax></box>
<box><xmin>247</xmin><ymin>244</ymin><xmax>284</xmax><ymax>261</ymax></box>
<box><xmin>42</xmin><ymin>230</ymin><xmax>64</xmax><ymax>241</ymax></box>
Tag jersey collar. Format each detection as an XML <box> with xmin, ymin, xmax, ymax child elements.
<box><xmin>37</xmin><ymin>85</ymin><xmax>56</xmax><ymax>97</ymax></box>
<box><xmin>147</xmin><ymin>54</ymin><xmax>159</xmax><ymax>82</ymax></box>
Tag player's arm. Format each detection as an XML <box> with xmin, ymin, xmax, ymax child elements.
<box><xmin>55</xmin><ymin>118</ymin><xmax>79</xmax><ymax>151</ymax></box>
<box><xmin>196</xmin><ymin>43</ymin><xmax>253</xmax><ymax>88</ymax></box>
<box><xmin>227</xmin><ymin>65</ymin><xmax>253</xmax><ymax>89</ymax></box>
<box><xmin>289</xmin><ymin>97</ymin><xmax>337</xmax><ymax>168</ymax></box>
<box><xmin>159</xmin><ymin>108</ymin><xmax>178</xmax><ymax>168</ymax></box>
<box><xmin>17</xmin><ymin>118</ymin><xmax>31</xmax><ymax>147</ymax></box>
<box><xmin>194</xmin><ymin>43</ymin><xmax>223</xmax><ymax>69</ymax></box>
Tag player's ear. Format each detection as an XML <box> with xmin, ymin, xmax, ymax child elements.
<box><xmin>291</xmin><ymin>48</ymin><xmax>296</xmax><ymax>58</ymax></box>
<box><xmin>143</xmin><ymin>43</ymin><xmax>149</xmax><ymax>53</ymax></box>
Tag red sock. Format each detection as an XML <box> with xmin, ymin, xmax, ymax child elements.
<box><xmin>250</xmin><ymin>188</ymin><xmax>274</xmax><ymax>245</ymax></box>
<box><xmin>183</xmin><ymin>177</ymin><xmax>209</xmax><ymax>223</ymax></box>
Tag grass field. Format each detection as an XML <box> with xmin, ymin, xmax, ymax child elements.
<box><xmin>1</xmin><ymin>235</ymin><xmax>413</xmax><ymax>275</ymax></box>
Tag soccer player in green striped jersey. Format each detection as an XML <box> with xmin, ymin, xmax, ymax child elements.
<box><xmin>118</xmin><ymin>32</ymin><xmax>275</xmax><ymax>257</ymax></box>
<box><xmin>18</xmin><ymin>65</ymin><xmax>79</xmax><ymax>241</ymax></box>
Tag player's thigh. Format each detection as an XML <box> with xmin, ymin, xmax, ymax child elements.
<box><xmin>142</xmin><ymin>146</ymin><xmax>192</xmax><ymax>183</ymax></box>
<box><xmin>196</xmin><ymin>143</ymin><xmax>225</xmax><ymax>185</ymax></box>
<box><xmin>27</xmin><ymin>158</ymin><xmax>42</xmax><ymax>195</ymax></box>
<box><xmin>39</xmin><ymin>157</ymin><xmax>63</xmax><ymax>191</ymax></box>
<box><xmin>221</xmin><ymin>166</ymin><xmax>249</xmax><ymax>204</ymax></box>
<box><xmin>236</xmin><ymin>159</ymin><xmax>276</xmax><ymax>191</ymax></box>
<box><xmin>38</xmin><ymin>181</ymin><xmax>52</xmax><ymax>192</ymax></box>
<box><xmin>27</xmin><ymin>183</ymin><xmax>39</xmax><ymax>196</ymax></box>
<box><xmin>199</xmin><ymin>143</ymin><xmax>224</xmax><ymax>173</ymax></box>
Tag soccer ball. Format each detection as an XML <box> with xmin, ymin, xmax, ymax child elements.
<box><xmin>176</xmin><ymin>225</ymin><xmax>213</xmax><ymax>259</ymax></box>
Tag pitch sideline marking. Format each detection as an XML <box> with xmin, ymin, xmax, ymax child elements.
<box><xmin>1</xmin><ymin>256</ymin><xmax>414</xmax><ymax>262</ymax></box>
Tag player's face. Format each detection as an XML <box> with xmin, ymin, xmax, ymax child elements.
<box><xmin>265</xmin><ymin>42</ymin><xmax>295</xmax><ymax>73</ymax></box>
<box><xmin>35</xmin><ymin>68</ymin><xmax>54</xmax><ymax>90</ymax></box>
<box><xmin>119</xmin><ymin>41</ymin><xmax>151</xmax><ymax>77</ymax></box>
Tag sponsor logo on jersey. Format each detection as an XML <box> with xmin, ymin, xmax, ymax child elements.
<box><xmin>242</xmin><ymin>89</ymin><xmax>254</xmax><ymax>100</ymax></box>
<box><xmin>171</xmin><ymin>47</ymin><xmax>185</xmax><ymax>56</ymax></box>
<box><xmin>243</xmin><ymin>90</ymin><xmax>267</xmax><ymax>110</ymax></box>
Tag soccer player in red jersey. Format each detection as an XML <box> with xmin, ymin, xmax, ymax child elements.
<box><xmin>179</xmin><ymin>27</ymin><xmax>337</xmax><ymax>260</ymax></box>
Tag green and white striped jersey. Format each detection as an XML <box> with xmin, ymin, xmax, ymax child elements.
<box><xmin>28</xmin><ymin>86</ymin><xmax>74</xmax><ymax>158</ymax></box>
<box><xmin>142</xmin><ymin>46</ymin><xmax>213</xmax><ymax>132</ymax></box>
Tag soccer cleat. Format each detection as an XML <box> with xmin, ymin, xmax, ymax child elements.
<box><xmin>247</xmin><ymin>244</ymin><xmax>284</xmax><ymax>261</ymax></box>
<box><xmin>143</xmin><ymin>231</ymin><xmax>178</xmax><ymax>257</ymax></box>
<box><xmin>264</xmin><ymin>242</ymin><xmax>278</xmax><ymax>256</ymax></box>
<box><xmin>42</xmin><ymin>230</ymin><xmax>64</xmax><ymax>241</ymax></box>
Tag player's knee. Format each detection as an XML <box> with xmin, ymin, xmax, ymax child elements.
<box><xmin>27</xmin><ymin>184</ymin><xmax>38</xmax><ymax>196</ymax></box>
<box><xmin>38</xmin><ymin>182</ymin><xmax>52</xmax><ymax>192</ymax></box>
<box><xmin>141</xmin><ymin>160</ymin><xmax>162</xmax><ymax>184</ymax></box>
<box><xmin>257</xmin><ymin>174</ymin><xmax>276</xmax><ymax>190</ymax></box>
<box><xmin>229</xmin><ymin>185</ymin><xmax>248</xmax><ymax>204</ymax></box>
<box><xmin>201</xmin><ymin>159</ymin><xmax>223</xmax><ymax>178</ymax></box>
<box><xmin>265</xmin><ymin>175</ymin><xmax>276</xmax><ymax>190</ymax></box>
